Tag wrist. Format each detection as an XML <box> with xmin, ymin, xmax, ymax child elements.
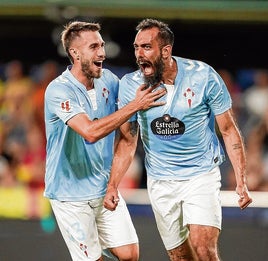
<box><xmin>107</xmin><ymin>182</ymin><xmax>118</xmax><ymax>190</ymax></box>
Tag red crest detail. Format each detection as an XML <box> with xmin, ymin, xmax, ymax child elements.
<box><xmin>183</xmin><ymin>88</ymin><xmax>195</xmax><ymax>108</ymax></box>
<box><xmin>61</xmin><ymin>100</ymin><xmax>71</xmax><ymax>111</ymax></box>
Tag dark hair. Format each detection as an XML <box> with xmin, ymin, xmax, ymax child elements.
<box><xmin>136</xmin><ymin>18</ymin><xmax>174</xmax><ymax>47</ymax></box>
<box><xmin>61</xmin><ymin>21</ymin><xmax>101</xmax><ymax>63</ymax></box>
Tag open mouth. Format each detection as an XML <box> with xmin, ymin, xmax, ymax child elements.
<box><xmin>139</xmin><ymin>61</ymin><xmax>153</xmax><ymax>75</ymax></box>
<box><xmin>93</xmin><ymin>61</ymin><xmax>103</xmax><ymax>68</ymax></box>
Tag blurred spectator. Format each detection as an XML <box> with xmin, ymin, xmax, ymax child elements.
<box><xmin>0</xmin><ymin>154</ymin><xmax>19</xmax><ymax>187</ymax></box>
<box><xmin>31</xmin><ymin>60</ymin><xmax>59</xmax><ymax>138</ymax></box>
<box><xmin>226</xmin><ymin>108</ymin><xmax>268</xmax><ymax>191</ymax></box>
<box><xmin>245</xmin><ymin>109</ymin><xmax>268</xmax><ymax>191</ymax></box>
<box><xmin>242</xmin><ymin>69</ymin><xmax>268</xmax><ymax>135</ymax></box>
<box><xmin>0</xmin><ymin>60</ymin><xmax>34</xmax><ymax>155</ymax></box>
<box><xmin>218</xmin><ymin>69</ymin><xmax>243</xmax><ymax>120</ymax></box>
<box><xmin>0</xmin><ymin>79</ymin><xmax>5</xmax><ymax>154</ymax></box>
<box><xmin>0</xmin><ymin>61</ymin><xmax>50</xmax><ymax>219</ymax></box>
<box><xmin>1</xmin><ymin>60</ymin><xmax>34</xmax><ymax>120</ymax></box>
<box><xmin>16</xmin><ymin>123</ymin><xmax>46</xmax><ymax>189</ymax></box>
<box><xmin>0</xmin><ymin>60</ymin><xmax>46</xmax><ymax>189</ymax></box>
<box><xmin>0</xmin><ymin>151</ymin><xmax>50</xmax><ymax>219</ymax></box>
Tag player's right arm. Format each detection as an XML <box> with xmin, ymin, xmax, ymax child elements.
<box><xmin>67</xmin><ymin>84</ymin><xmax>165</xmax><ymax>143</ymax></box>
<box><xmin>103</xmin><ymin>121</ymin><xmax>139</xmax><ymax>211</ymax></box>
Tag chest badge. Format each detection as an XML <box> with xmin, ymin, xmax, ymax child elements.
<box><xmin>183</xmin><ymin>88</ymin><xmax>195</xmax><ymax>108</ymax></box>
<box><xmin>102</xmin><ymin>88</ymin><xmax>110</xmax><ymax>103</ymax></box>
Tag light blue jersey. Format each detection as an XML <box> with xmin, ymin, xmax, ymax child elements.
<box><xmin>44</xmin><ymin>66</ymin><xmax>119</xmax><ymax>201</ymax></box>
<box><xmin>119</xmin><ymin>57</ymin><xmax>232</xmax><ymax>180</ymax></box>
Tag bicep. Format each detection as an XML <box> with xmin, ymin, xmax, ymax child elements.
<box><xmin>215</xmin><ymin>109</ymin><xmax>237</xmax><ymax>136</ymax></box>
<box><xmin>118</xmin><ymin>121</ymin><xmax>139</xmax><ymax>149</ymax></box>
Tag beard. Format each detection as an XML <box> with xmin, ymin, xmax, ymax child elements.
<box><xmin>142</xmin><ymin>56</ymin><xmax>164</xmax><ymax>87</ymax></box>
<box><xmin>81</xmin><ymin>59</ymin><xmax>102</xmax><ymax>80</ymax></box>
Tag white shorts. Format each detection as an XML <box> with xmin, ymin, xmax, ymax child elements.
<box><xmin>50</xmin><ymin>193</ymin><xmax>138</xmax><ymax>261</ymax></box>
<box><xmin>147</xmin><ymin>167</ymin><xmax>222</xmax><ymax>251</ymax></box>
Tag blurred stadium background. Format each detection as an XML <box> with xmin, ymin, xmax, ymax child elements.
<box><xmin>1</xmin><ymin>1</ymin><xmax>268</xmax><ymax>260</ymax></box>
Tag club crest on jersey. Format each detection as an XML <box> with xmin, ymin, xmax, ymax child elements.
<box><xmin>102</xmin><ymin>87</ymin><xmax>110</xmax><ymax>103</ymax></box>
<box><xmin>60</xmin><ymin>99</ymin><xmax>72</xmax><ymax>112</ymax></box>
<box><xmin>183</xmin><ymin>88</ymin><xmax>195</xmax><ymax>108</ymax></box>
<box><xmin>151</xmin><ymin>114</ymin><xmax>185</xmax><ymax>140</ymax></box>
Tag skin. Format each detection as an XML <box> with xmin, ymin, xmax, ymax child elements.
<box><xmin>65</xmin><ymin>30</ymin><xmax>166</xmax><ymax>261</ymax></box>
<box><xmin>104</xmin><ymin>27</ymin><xmax>252</xmax><ymax>261</ymax></box>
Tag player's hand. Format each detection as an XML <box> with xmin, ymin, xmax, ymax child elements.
<box><xmin>236</xmin><ymin>185</ymin><xmax>253</xmax><ymax>210</ymax></box>
<box><xmin>134</xmin><ymin>83</ymin><xmax>166</xmax><ymax>110</ymax></box>
<box><xmin>103</xmin><ymin>187</ymin><xmax>120</xmax><ymax>211</ymax></box>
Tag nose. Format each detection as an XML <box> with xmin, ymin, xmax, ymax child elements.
<box><xmin>135</xmin><ymin>48</ymin><xmax>144</xmax><ymax>59</ymax></box>
<box><xmin>98</xmin><ymin>46</ymin><xmax>106</xmax><ymax>58</ymax></box>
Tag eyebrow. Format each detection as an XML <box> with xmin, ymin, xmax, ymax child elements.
<box><xmin>133</xmin><ymin>42</ymin><xmax>151</xmax><ymax>47</ymax></box>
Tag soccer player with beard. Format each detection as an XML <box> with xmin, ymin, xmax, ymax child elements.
<box><xmin>44</xmin><ymin>21</ymin><xmax>166</xmax><ymax>261</ymax></box>
<box><xmin>104</xmin><ymin>18</ymin><xmax>252</xmax><ymax>261</ymax></box>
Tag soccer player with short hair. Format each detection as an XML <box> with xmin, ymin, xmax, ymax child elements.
<box><xmin>104</xmin><ymin>18</ymin><xmax>252</xmax><ymax>261</ymax></box>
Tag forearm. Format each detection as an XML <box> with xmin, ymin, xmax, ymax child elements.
<box><xmin>84</xmin><ymin>100</ymin><xmax>138</xmax><ymax>142</ymax></box>
<box><xmin>108</xmin><ymin>122</ymin><xmax>139</xmax><ymax>189</ymax></box>
<box><xmin>222</xmin><ymin>126</ymin><xmax>247</xmax><ymax>187</ymax></box>
<box><xmin>108</xmin><ymin>144</ymin><xmax>136</xmax><ymax>189</ymax></box>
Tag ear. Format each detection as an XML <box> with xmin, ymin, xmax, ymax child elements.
<box><xmin>161</xmin><ymin>45</ymin><xmax>172</xmax><ymax>59</ymax></box>
<box><xmin>70</xmin><ymin>48</ymin><xmax>80</xmax><ymax>60</ymax></box>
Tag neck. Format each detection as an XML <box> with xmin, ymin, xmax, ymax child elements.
<box><xmin>70</xmin><ymin>65</ymin><xmax>94</xmax><ymax>90</ymax></box>
<box><xmin>163</xmin><ymin>57</ymin><xmax>177</xmax><ymax>85</ymax></box>
<box><xmin>85</xmin><ymin>78</ymin><xmax>94</xmax><ymax>90</ymax></box>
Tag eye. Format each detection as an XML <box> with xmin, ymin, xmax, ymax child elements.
<box><xmin>144</xmin><ymin>45</ymin><xmax>151</xmax><ymax>50</ymax></box>
<box><xmin>90</xmin><ymin>44</ymin><xmax>98</xmax><ymax>50</ymax></box>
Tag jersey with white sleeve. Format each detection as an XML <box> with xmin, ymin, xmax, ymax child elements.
<box><xmin>119</xmin><ymin>56</ymin><xmax>232</xmax><ymax>180</ymax></box>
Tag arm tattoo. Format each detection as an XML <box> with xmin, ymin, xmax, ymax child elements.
<box><xmin>232</xmin><ymin>143</ymin><xmax>241</xmax><ymax>150</ymax></box>
<box><xmin>130</xmin><ymin>121</ymin><xmax>138</xmax><ymax>137</ymax></box>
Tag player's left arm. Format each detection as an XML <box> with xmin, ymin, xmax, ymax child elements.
<box><xmin>216</xmin><ymin>109</ymin><xmax>252</xmax><ymax>209</ymax></box>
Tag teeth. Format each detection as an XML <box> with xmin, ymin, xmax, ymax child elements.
<box><xmin>94</xmin><ymin>61</ymin><xmax>102</xmax><ymax>66</ymax></box>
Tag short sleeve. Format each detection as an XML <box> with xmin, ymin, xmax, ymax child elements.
<box><xmin>45</xmin><ymin>79</ymin><xmax>85</xmax><ymax>124</ymax></box>
<box><xmin>206</xmin><ymin>67</ymin><xmax>232</xmax><ymax>115</ymax></box>
<box><xmin>118</xmin><ymin>74</ymin><xmax>139</xmax><ymax>122</ymax></box>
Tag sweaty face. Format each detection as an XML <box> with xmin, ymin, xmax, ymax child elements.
<box><xmin>75</xmin><ymin>31</ymin><xmax>105</xmax><ymax>79</ymax></box>
<box><xmin>134</xmin><ymin>28</ymin><xmax>164</xmax><ymax>86</ymax></box>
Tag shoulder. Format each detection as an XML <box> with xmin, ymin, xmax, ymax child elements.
<box><xmin>121</xmin><ymin>69</ymin><xmax>143</xmax><ymax>85</ymax></box>
<box><xmin>45</xmin><ymin>70</ymin><xmax>76</xmax><ymax>101</ymax></box>
<box><xmin>45</xmin><ymin>74</ymin><xmax>70</xmax><ymax>95</ymax></box>
<box><xmin>175</xmin><ymin>56</ymin><xmax>212</xmax><ymax>74</ymax></box>
<box><xmin>101</xmin><ymin>68</ymin><xmax>119</xmax><ymax>83</ymax></box>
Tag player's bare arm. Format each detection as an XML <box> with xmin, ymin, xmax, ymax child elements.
<box><xmin>68</xmin><ymin>84</ymin><xmax>165</xmax><ymax>143</ymax></box>
<box><xmin>104</xmin><ymin>121</ymin><xmax>139</xmax><ymax>211</ymax></box>
<box><xmin>216</xmin><ymin>109</ymin><xmax>252</xmax><ymax>209</ymax></box>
